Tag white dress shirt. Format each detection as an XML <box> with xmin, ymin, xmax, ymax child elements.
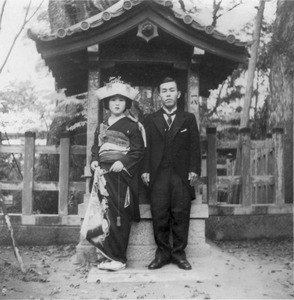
<box><xmin>162</xmin><ymin>107</ymin><xmax>177</xmax><ymax>127</ymax></box>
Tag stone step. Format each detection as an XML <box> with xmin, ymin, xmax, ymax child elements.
<box><xmin>76</xmin><ymin>203</ymin><xmax>210</xmax><ymax>263</ymax></box>
<box><xmin>127</xmin><ymin>203</ymin><xmax>210</xmax><ymax>260</ymax></box>
<box><xmin>87</xmin><ymin>260</ymin><xmax>211</xmax><ymax>283</ymax></box>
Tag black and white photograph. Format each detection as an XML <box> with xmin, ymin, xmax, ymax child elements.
<box><xmin>0</xmin><ymin>0</ymin><xmax>293</xmax><ymax>299</ymax></box>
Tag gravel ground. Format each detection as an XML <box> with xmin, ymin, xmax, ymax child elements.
<box><xmin>0</xmin><ymin>238</ymin><xmax>293</xmax><ymax>299</ymax></box>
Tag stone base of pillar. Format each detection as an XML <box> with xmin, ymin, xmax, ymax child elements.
<box><xmin>75</xmin><ymin>193</ymin><xmax>97</xmax><ymax>264</ymax></box>
<box><xmin>74</xmin><ymin>239</ymin><xmax>97</xmax><ymax>264</ymax></box>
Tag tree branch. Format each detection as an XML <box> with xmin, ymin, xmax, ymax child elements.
<box><xmin>227</xmin><ymin>1</ymin><xmax>243</xmax><ymax>12</ymax></box>
<box><xmin>0</xmin><ymin>0</ymin><xmax>7</xmax><ymax>31</ymax></box>
<box><xmin>178</xmin><ymin>0</ymin><xmax>186</xmax><ymax>12</ymax></box>
<box><xmin>208</xmin><ymin>81</ymin><xmax>226</xmax><ymax>117</ymax></box>
<box><xmin>220</xmin><ymin>1</ymin><xmax>243</xmax><ymax>18</ymax></box>
<box><xmin>0</xmin><ymin>0</ymin><xmax>45</xmax><ymax>74</ymax></box>
<box><xmin>212</xmin><ymin>0</ymin><xmax>243</xmax><ymax>27</ymax></box>
<box><xmin>212</xmin><ymin>0</ymin><xmax>223</xmax><ymax>27</ymax></box>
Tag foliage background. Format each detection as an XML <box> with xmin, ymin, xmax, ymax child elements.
<box><xmin>0</xmin><ymin>0</ymin><xmax>282</xmax><ymax>212</ymax></box>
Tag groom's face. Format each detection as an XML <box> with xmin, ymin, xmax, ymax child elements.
<box><xmin>159</xmin><ymin>81</ymin><xmax>181</xmax><ymax>110</ymax></box>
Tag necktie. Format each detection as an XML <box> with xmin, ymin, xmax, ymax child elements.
<box><xmin>167</xmin><ymin>114</ymin><xmax>172</xmax><ymax>126</ymax></box>
<box><xmin>164</xmin><ymin>111</ymin><xmax>176</xmax><ymax>127</ymax></box>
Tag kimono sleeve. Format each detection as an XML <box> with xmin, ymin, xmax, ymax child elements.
<box><xmin>119</xmin><ymin>122</ymin><xmax>144</xmax><ymax>175</ymax></box>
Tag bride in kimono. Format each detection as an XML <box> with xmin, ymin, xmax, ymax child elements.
<box><xmin>89</xmin><ymin>78</ymin><xmax>144</xmax><ymax>271</ymax></box>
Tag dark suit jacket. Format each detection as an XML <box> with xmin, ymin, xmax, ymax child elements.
<box><xmin>142</xmin><ymin>108</ymin><xmax>201</xmax><ymax>199</ymax></box>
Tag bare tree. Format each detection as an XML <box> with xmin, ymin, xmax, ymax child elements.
<box><xmin>269</xmin><ymin>0</ymin><xmax>294</xmax><ymax>202</ymax></box>
<box><xmin>212</xmin><ymin>0</ymin><xmax>243</xmax><ymax>27</ymax></box>
<box><xmin>240</xmin><ymin>0</ymin><xmax>265</xmax><ymax>127</ymax></box>
<box><xmin>229</xmin><ymin>0</ymin><xmax>265</xmax><ymax>203</ymax></box>
<box><xmin>0</xmin><ymin>0</ymin><xmax>45</xmax><ymax>74</ymax></box>
<box><xmin>0</xmin><ymin>0</ymin><xmax>7</xmax><ymax>31</ymax></box>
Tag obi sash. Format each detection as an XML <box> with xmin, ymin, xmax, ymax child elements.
<box><xmin>98</xmin><ymin>129</ymin><xmax>130</xmax><ymax>163</ymax></box>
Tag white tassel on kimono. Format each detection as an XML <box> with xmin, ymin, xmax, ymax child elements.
<box><xmin>124</xmin><ymin>186</ymin><xmax>131</xmax><ymax>208</ymax></box>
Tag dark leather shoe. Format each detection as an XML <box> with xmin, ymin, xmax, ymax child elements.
<box><xmin>172</xmin><ymin>258</ymin><xmax>192</xmax><ymax>270</ymax></box>
<box><xmin>148</xmin><ymin>258</ymin><xmax>170</xmax><ymax>270</ymax></box>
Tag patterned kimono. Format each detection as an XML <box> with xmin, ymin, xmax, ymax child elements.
<box><xmin>89</xmin><ymin>116</ymin><xmax>144</xmax><ymax>263</ymax></box>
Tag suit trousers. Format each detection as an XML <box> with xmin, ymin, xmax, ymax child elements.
<box><xmin>150</xmin><ymin>165</ymin><xmax>191</xmax><ymax>261</ymax></box>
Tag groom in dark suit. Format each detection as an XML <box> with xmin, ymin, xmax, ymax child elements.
<box><xmin>141</xmin><ymin>76</ymin><xmax>201</xmax><ymax>270</ymax></box>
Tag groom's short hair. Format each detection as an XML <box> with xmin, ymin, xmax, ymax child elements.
<box><xmin>158</xmin><ymin>76</ymin><xmax>178</xmax><ymax>90</ymax></box>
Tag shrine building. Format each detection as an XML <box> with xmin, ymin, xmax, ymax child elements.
<box><xmin>29</xmin><ymin>0</ymin><xmax>248</xmax><ymax>261</ymax></box>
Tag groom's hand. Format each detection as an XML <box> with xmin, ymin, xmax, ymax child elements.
<box><xmin>141</xmin><ymin>173</ymin><xmax>150</xmax><ymax>186</ymax></box>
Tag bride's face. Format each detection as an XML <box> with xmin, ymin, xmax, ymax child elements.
<box><xmin>108</xmin><ymin>95</ymin><xmax>126</xmax><ymax>116</ymax></box>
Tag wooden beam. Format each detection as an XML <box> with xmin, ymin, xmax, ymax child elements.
<box><xmin>273</xmin><ymin>128</ymin><xmax>285</xmax><ymax>205</ymax></box>
<box><xmin>58</xmin><ymin>134</ymin><xmax>70</xmax><ymax>215</ymax></box>
<box><xmin>22</xmin><ymin>132</ymin><xmax>35</xmax><ymax>215</ymax></box>
<box><xmin>206</xmin><ymin>127</ymin><xmax>217</xmax><ymax>204</ymax></box>
<box><xmin>240</xmin><ymin>128</ymin><xmax>252</xmax><ymax>206</ymax></box>
<box><xmin>0</xmin><ymin>145</ymin><xmax>24</xmax><ymax>154</ymax></box>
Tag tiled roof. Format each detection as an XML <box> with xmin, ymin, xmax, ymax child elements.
<box><xmin>32</xmin><ymin>0</ymin><xmax>246</xmax><ymax>47</ymax></box>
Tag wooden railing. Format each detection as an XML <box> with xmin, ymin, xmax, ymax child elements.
<box><xmin>202</xmin><ymin>127</ymin><xmax>286</xmax><ymax>212</ymax></box>
<box><xmin>0</xmin><ymin>127</ymin><xmax>290</xmax><ymax>222</ymax></box>
<box><xmin>0</xmin><ymin>132</ymin><xmax>86</xmax><ymax>218</ymax></box>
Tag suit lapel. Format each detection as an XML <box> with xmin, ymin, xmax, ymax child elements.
<box><xmin>153</xmin><ymin>108</ymin><xmax>166</xmax><ymax>137</ymax></box>
<box><xmin>170</xmin><ymin>111</ymin><xmax>185</xmax><ymax>140</ymax></box>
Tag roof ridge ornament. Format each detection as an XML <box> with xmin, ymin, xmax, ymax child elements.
<box><xmin>102</xmin><ymin>11</ymin><xmax>112</xmax><ymax>21</ymax></box>
<box><xmin>205</xmin><ymin>25</ymin><xmax>214</xmax><ymax>35</ymax></box>
<box><xmin>164</xmin><ymin>0</ymin><xmax>173</xmax><ymax>7</ymax></box>
<box><xmin>81</xmin><ymin>21</ymin><xmax>90</xmax><ymax>31</ymax></box>
<box><xmin>226</xmin><ymin>34</ymin><xmax>236</xmax><ymax>44</ymax></box>
<box><xmin>137</xmin><ymin>21</ymin><xmax>159</xmax><ymax>43</ymax></box>
<box><xmin>57</xmin><ymin>28</ymin><xmax>66</xmax><ymax>38</ymax></box>
<box><xmin>123</xmin><ymin>0</ymin><xmax>133</xmax><ymax>10</ymax></box>
<box><xmin>183</xmin><ymin>14</ymin><xmax>193</xmax><ymax>25</ymax></box>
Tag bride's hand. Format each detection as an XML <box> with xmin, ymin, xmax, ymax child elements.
<box><xmin>90</xmin><ymin>161</ymin><xmax>99</xmax><ymax>170</ymax></box>
<box><xmin>109</xmin><ymin>161</ymin><xmax>124</xmax><ymax>172</ymax></box>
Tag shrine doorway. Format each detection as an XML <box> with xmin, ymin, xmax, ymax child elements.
<box><xmin>101</xmin><ymin>63</ymin><xmax>188</xmax><ymax>204</ymax></box>
<box><xmin>101</xmin><ymin>63</ymin><xmax>187</xmax><ymax>121</ymax></box>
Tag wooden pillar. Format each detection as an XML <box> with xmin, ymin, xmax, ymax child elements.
<box><xmin>152</xmin><ymin>87</ymin><xmax>162</xmax><ymax>112</ymax></box>
<box><xmin>185</xmin><ymin>50</ymin><xmax>209</xmax><ymax>254</ymax></box>
<box><xmin>84</xmin><ymin>45</ymin><xmax>101</xmax><ymax>191</ymax></box>
<box><xmin>76</xmin><ymin>45</ymin><xmax>101</xmax><ymax>264</ymax></box>
<box><xmin>266</xmin><ymin>133</ymin><xmax>274</xmax><ymax>203</ymax></box>
<box><xmin>186</xmin><ymin>67</ymin><xmax>200</xmax><ymax>129</ymax></box>
<box><xmin>226</xmin><ymin>153</ymin><xmax>233</xmax><ymax>203</ymax></box>
<box><xmin>206</xmin><ymin>127</ymin><xmax>217</xmax><ymax>205</ymax></box>
<box><xmin>187</xmin><ymin>59</ymin><xmax>201</xmax><ymax>202</ymax></box>
<box><xmin>272</xmin><ymin>127</ymin><xmax>285</xmax><ymax>205</ymax></box>
<box><xmin>186</xmin><ymin>47</ymin><xmax>205</xmax><ymax>129</ymax></box>
<box><xmin>201</xmin><ymin>152</ymin><xmax>207</xmax><ymax>203</ymax></box>
<box><xmin>240</xmin><ymin>128</ymin><xmax>252</xmax><ymax>206</ymax></box>
<box><xmin>58</xmin><ymin>132</ymin><xmax>70</xmax><ymax>215</ymax></box>
<box><xmin>253</xmin><ymin>148</ymin><xmax>258</xmax><ymax>204</ymax></box>
<box><xmin>22</xmin><ymin>131</ymin><xmax>35</xmax><ymax>215</ymax></box>
<box><xmin>264</xmin><ymin>133</ymin><xmax>271</xmax><ymax>203</ymax></box>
